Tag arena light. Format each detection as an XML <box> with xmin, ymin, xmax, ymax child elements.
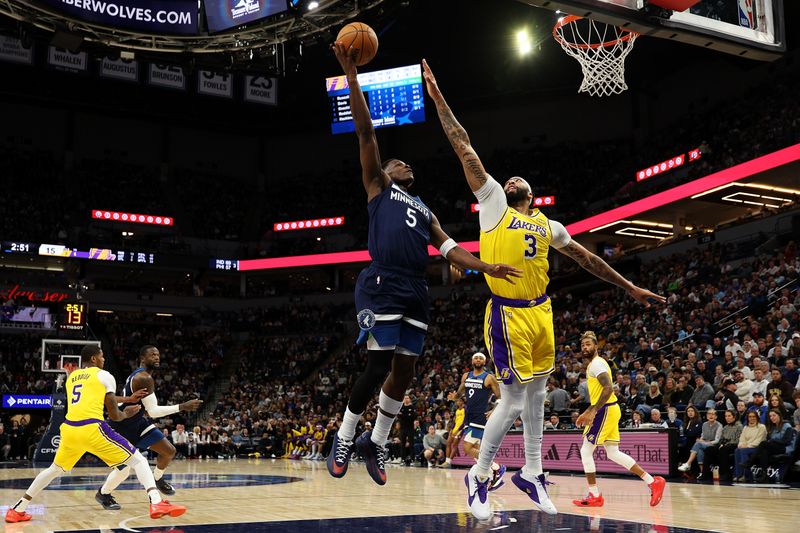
<box><xmin>636</xmin><ymin>147</ymin><xmax>702</xmax><ymax>182</ymax></box>
<box><xmin>274</xmin><ymin>217</ymin><xmax>345</xmax><ymax>232</ymax></box>
<box><xmin>471</xmin><ymin>196</ymin><xmax>555</xmax><ymax>212</ymax></box>
<box><xmin>516</xmin><ymin>29</ymin><xmax>533</xmax><ymax>56</ymax></box>
<box><xmin>92</xmin><ymin>210</ymin><xmax>173</xmax><ymax>226</ymax></box>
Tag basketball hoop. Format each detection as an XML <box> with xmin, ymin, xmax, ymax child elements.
<box><xmin>553</xmin><ymin>15</ymin><xmax>639</xmax><ymax>97</ymax></box>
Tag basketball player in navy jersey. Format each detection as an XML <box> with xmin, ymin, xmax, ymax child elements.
<box><xmin>94</xmin><ymin>345</ymin><xmax>203</xmax><ymax>510</ymax></box>
<box><xmin>327</xmin><ymin>43</ymin><xmax>521</xmax><ymax>486</ymax></box>
<box><xmin>448</xmin><ymin>353</ymin><xmax>506</xmax><ymax>488</ymax></box>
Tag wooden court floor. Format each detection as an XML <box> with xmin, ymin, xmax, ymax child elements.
<box><xmin>1</xmin><ymin>458</ymin><xmax>797</xmax><ymax>532</ymax></box>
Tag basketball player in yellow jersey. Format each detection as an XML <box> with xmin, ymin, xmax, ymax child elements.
<box><xmin>574</xmin><ymin>332</ymin><xmax>666</xmax><ymax>507</ymax></box>
<box><xmin>423</xmin><ymin>60</ymin><xmax>666</xmax><ymax>520</ymax></box>
<box><xmin>5</xmin><ymin>345</ymin><xmax>186</xmax><ymax>524</ymax></box>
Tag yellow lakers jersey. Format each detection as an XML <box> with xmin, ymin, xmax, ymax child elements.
<box><xmin>480</xmin><ymin>207</ymin><xmax>553</xmax><ymax>299</ymax></box>
<box><xmin>454</xmin><ymin>407</ymin><xmax>465</xmax><ymax>430</ymax></box>
<box><xmin>587</xmin><ymin>356</ymin><xmax>618</xmax><ymax>406</ymax></box>
<box><xmin>66</xmin><ymin>367</ymin><xmax>113</xmax><ymax>421</ymax></box>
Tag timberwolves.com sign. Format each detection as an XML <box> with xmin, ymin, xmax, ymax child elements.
<box><xmin>35</xmin><ymin>0</ymin><xmax>198</xmax><ymax>35</ymax></box>
<box><xmin>3</xmin><ymin>395</ymin><xmax>53</xmax><ymax>409</ymax></box>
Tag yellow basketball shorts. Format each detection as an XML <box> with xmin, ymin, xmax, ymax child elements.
<box><xmin>54</xmin><ymin>419</ymin><xmax>136</xmax><ymax>471</ymax></box>
<box><xmin>583</xmin><ymin>403</ymin><xmax>622</xmax><ymax>445</ymax></box>
<box><xmin>484</xmin><ymin>295</ymin><xmax>555</xmax><ymax>385</ymax></box>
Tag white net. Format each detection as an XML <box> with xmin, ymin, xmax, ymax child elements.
<box><xmin>553</xmin><ymin>16</ymin><xmax>639</xmax><ymax>98</ymax></box>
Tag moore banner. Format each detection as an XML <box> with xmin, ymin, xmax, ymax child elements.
<box><xmin>35</xmin><ymin>0</ymin><xmax>198</xmax><ymax>35</ymax></box>
<box><xmin>452</xmin><ymin>429</ymin><xmax>676</xmax><ymax>475</ymax></box>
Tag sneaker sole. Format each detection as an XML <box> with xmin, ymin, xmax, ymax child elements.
<box><xmin>151</xmin><ymin>507</ymin><xmax>187</xmax><ymax>519</ymax></box>
<box><xmin>95</xmin><ymin>494</ymin><xmax>121</xmax><ymax>511</ymax></box>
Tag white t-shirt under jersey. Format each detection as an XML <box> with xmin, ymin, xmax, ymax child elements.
<box><xmin>97</xmin><ymin>369</ymin><xmax>117</xmax><ymax>394</ymax></box>
<box><xmin>473</xmin><ymin>176</ymin><xmax>571</xmax><ymax>248</ymax></box>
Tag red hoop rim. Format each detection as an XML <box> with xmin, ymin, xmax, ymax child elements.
<box><xmin>553</xmin><ymin>15</ymin><xmax>638</xmax><ymax>50</ymax></box>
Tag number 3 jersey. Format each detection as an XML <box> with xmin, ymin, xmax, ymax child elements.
<box><xmin>367</xmin><ymin>183</ymin><xmax>432</xmax><ymax>273</ymax></box>
<box><xmin>476</xmin><ymin>176</ymin><xmax>571</xmax><ymax>299</ymax></box>
<box><xmin>66</xmin><ymin>366</ymin><xmax>117</xmax><ymax>421</ymax></box>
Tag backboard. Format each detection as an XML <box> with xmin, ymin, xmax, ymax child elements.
<box><xmin>41</xmin><ymin>338</ymin><xmax>100</xmax><ymax>374</ymax></box>
<box><xmin>518</xmin><ymin>0</ymin><xmax>785</xmax><ymax>60</ymax></box>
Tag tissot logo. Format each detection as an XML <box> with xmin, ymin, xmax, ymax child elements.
<box><xmin>231</xmin><ymin>0</ymin><xmax>260</xmax><ymax>19</ymax></box>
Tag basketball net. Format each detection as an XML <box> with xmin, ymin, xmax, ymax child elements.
<box><xmin>553</xmin><ymin>15</ymin><xmax>638</xmax><ymax>97</ymax></box>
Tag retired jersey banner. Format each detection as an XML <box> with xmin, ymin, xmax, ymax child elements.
<box><xmin>198</xmin><ymin>71</ymin><xmax>233</xmax><ymax>98</ymax></box>
<box><xmin>100</xmin><ymin>57</ymin><xmax>139</xmax><ymax>82</ymax></box>
<box><xmin>452</xmin><ymin>429</ymin><xmax>676</xmax><ymax>475</ymax></box>
<box><xmin>148</xmin><ymin>63</ymin><xmax>186</xmax><ymax>90</ymax></box>
<box><xmin>244</xmin><ymin>75</ymin><xmax>277</xmax><ymax>105</ymax></box>
<box><xmin>35</xmin><ymin>0</ymin><xmax>198</xmax><ymax>35</ymax></box>
<box><xmin>48</xmin><ymin>47</ymin><xmax>88</xmax><ymax>72</ymax></box>
<box><xmin>0</xmin><ymin>36</ymin><xmax>33</xmax><ymax>65</ymax></box>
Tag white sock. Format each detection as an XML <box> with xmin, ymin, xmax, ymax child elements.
<box><xmin>339</xmin><ymin>407</ymin><xmax>363</xmax><ymax>442</ymax></box>
<box><xmin>101</xmin><ymin>465</ymin><xmax>131</xmax><ymax>495</ymax></box>
<box><xmin>371</xmin><ymin>390</ymin><xmax>402</xmax><ymax>446</ymax></box>
<box><xmin>641</xmin><ymin>472</ymin><xmax>655</xmax><ymax>485</ymax></box>
<box><xmin>153</xmin><ymin>467</ymin><xmax>165</xmax><ymax>481</ymax></box>
<box><xmin>491</xmin><ymin>462</ymin><xmax>499</xmax><ymax>471</ymax></box>
<box><xmin>476</xmin><ymin>381</ymin><xmax>525</xmax><ymax>478</ymax></box>
<box><xmin>13</xmin><ymin>463</ymin><xmax>63</xmax><ymax>512</ymax></box>
<box><xmin>129</xmin><ymin>451</ymin><xmax>162</xmax><ymax>504</ymax></box>
<box><xmin>445</xmin><ymin>457</ymin><xmax>452</xmax><ymax>464</ymax></box>
<box><xmin>521</xmin><ymin>377</ymin><xmax>548</xmax><ymax>476</ymax></box>
<box><xmin>589</xmin><ymin>484</ymin><xmax>600</xmax><ymax>497</ymax></box>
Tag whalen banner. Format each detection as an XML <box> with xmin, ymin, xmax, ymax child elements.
<box><xmin>452</xmin><ymin>430</ymin><xmax>676</xmax><ymax>475</ymax></box>
<box><xmin>35</xmin><ymin>0</ymin><xmax>198</xmax><ymax>35</ymax></box>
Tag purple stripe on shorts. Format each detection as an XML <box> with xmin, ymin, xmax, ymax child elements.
<box><xmin>585</xmin><ymin>405</ymin><xmax>608</xmax><ymax>443</ymax></box>
<box><xmin>64</xmin><ymin>418</ymin><xmax>104</xmax><ymax>426</ymax></box>
<box><xmin>490</xmin><ymin>300</ymin><xmax>512</xmax><ymax>384</ymax></box>
<box><xmin>99</xmin><ymin>421</ymin><xmax>136</xmax><ymax>455</ymax></box>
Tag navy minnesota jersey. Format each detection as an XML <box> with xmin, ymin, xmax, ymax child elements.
<box><xmin>367</xmin><ymin>184</ymin><xmax>432</xmax><ymax>272</ymax></box>
<box><xmin>119</xmin><ymin>367</ymin><xmax>146</xmax><ymax>423</ymax></box>
<box><xmin>465</xmin><ymin>370</ymin><xmax>492</xmax><ymax>425</ymax></box>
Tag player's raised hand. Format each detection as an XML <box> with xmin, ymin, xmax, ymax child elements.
<box><xmin>332</xmin><ymin>41</ymin><xmax>359</xmax><ymax>77</ymax></box>
<box><xmin>180</xmin><ymin>399</ymin><xmax>204</xmax><ymax>412</ymax></box>
<box><xmin>421</xmin><ymin>59</ymin><xmax>443</xmax><ymax>101</ymax></box>
<box><xmin>122</xmin><ymin>404</ymin><xmax>141</xmax><ymax>418</ymax></box>
<box><xmin>627</xmin><ymin>286</ymin><xmax>666</xmax><ymax>308</ymax></box>
<box><xmin>484</xmin><ymin>263</ymin><xmax>523</xmax><ymax>284</ymax></box>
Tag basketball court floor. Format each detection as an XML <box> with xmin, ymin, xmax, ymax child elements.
<box><xmin>1</xmin><ymin>460</ymin><xmax>797</xmax><ymax>532</ymax></box>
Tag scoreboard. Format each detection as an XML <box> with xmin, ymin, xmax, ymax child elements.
<box><xmin>326</xmin><ymin>64</ymin><xmax>426</xmax><ymax>135</ymax></box>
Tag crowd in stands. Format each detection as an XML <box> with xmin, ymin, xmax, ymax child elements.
<box><xmin>2</xmin><ymin>236</ymin><xmax>798</xmax><ymax>484</ymax></box>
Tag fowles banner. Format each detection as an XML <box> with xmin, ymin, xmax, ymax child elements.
<box><xmin>35</xmin><ymin>0</ymin><xmax>198</xmax><ymax>35</ymax></box>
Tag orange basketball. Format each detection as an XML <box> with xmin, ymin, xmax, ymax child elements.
<box><xmin>336</xmin><ymin>22</ymin><xmax>379</xmax><ymax>67</ymax></box>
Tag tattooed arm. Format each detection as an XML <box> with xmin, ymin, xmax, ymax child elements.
<box><xmin>557</xmin><ymin>239</ymin><xmax>666</xmax><ymax>307</ymax></box>
<box><xmin>422</xmin><ymin>59</ymin><xmax>488</xmax><ymax>192</ymax></box>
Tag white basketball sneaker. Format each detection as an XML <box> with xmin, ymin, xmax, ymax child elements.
<box><xmin>511</xmin><ymin>468</ymin><xmax>558</xmax><ymax>515</ymax></box>
<box><xmin>465</xmin><ymin>464</ymin><xmax>492</xmax><ymax>520</ymax></box>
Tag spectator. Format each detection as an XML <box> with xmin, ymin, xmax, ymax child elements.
<box><xmin>750</xmin><ymin>409</ymin><xmax>796</xmax><ymax>483</ymax></box>
<box><xmin>748</xmin><ymin>392</ymin><xmax>769</xmax><ymax>423</ymax></box>
<box><xmin>645</xmin><ymin>382</ymin><xmax>663</xmax><ymax>409</ymax></box>
<box><xmin>544</xmin><ymin>414</ymin><xmax>562</xmax><ymax>430</ymax></box>
<box><xmin>673</xmin><ymin>376</ymin><xmax>694</xmax><ymax>410</ymax></box>
<box><xmin>767</xmin><ymin>394</ymin><xmax>789</xmax><ymax>421</ymax></box>
<box><xmin>648</xmin><ymin>408</ymin><xmax>668</xmax><ymax>428</ymax></box>
<box><xmin>626</xmin><ymin>411</ymin><xmax>644</xmax><ymax>429</ymax></box>
<box><xmin>691</xmin><ymin>375</ymin><xmax>715</xmax><ymax>409</ymax></box>
<box><xmin>0</xmin><ymin>425</ymin><xmax>9</xmax><ymax>460</ymax></box>
<box><xmin>546</xmin><ymin>379</ymin><xmax>571</xmax><ymax>415</ymax></box>
<box><xmin>766</xmin><ymin>369</ymin><xmax>794</xmax><ymax>408</ymax></box>
<box><xmin>171</xmin><ymin>424</ymin><xmax>189</xmax><ymax>459</ymax></box>
<box><xmin>703</xmin><ymin>410</ymin><xmax>742</xmax><ymax>481</ymax></box>
<box><xmin>716</xmin><ymin>378</ymin><xmax>740</xmax><ymax>410</ymax></box>
<box><xmin>733</xmin><ymin>370</ymin><xmax>753</xmax><ymax>402</ymax></box>
<box><xmin>422</xmin><ymin>425</ymin><xmax>445</xmax><ymax>468</ymax></box>
<box><xmin>751</xmin><ymin>370</ymin><xmax>769</xmax><ymax>399</ymax></box>
<box><xmin>678</xmin><ymin>409</ymin><xmax>722</xmax><ymax>479</ymax></box>
<box><xmin>735</xmin><ymin>410</ymin><xmax>767</xmax><ymax>482</ymax></box>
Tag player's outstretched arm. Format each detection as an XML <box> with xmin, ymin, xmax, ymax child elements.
<box><xmin>422</xmin><ymin>59</ymin><xmax>488</xmax><ymax>193</ymax></box>
<box><xmin>430</xmin><ymin>214</ymin><xmax>521</xmax><ymax>283</ymax></box>
<box><xmin>132</xmin><ymin>373</ymin><xmax>203</xmax><ymax>417</ymax></box>
<box><xmin>333</xmin><ymin>42</ymin><xmax>390</xmax><ymax>202</ymax></box>
<box><xmin>556</xmin><ymin>239</ymin><xmax>666</xmax><ymax>307</ymax></box>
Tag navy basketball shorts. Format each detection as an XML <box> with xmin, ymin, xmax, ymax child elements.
<box><xmin>355</xmin><ymin>265</ymin><xmax>429</xmax><ymax>356</ymax></box>
<box><xmin>109</xmin><ymin>416</ymin><xmax>166</xmax><ymax>452</ymax></box>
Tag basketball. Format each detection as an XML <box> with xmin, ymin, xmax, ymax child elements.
<box><xmin>336</xmin><ymin>22</ymin><xmax>379</xmax><ymax>66</ymax></box>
